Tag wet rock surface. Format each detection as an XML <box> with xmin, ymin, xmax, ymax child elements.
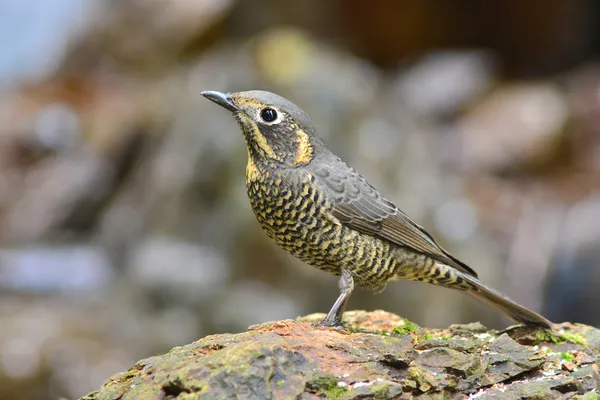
<box><xmin>82</xmin><ymin>311</ymin><xmax>600</xmax><ymax>400</ymax></box>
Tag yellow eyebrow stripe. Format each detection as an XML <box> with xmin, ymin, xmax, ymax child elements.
<box><xmin>233</xmin><ymin>97</ymin><xmax>262</xmax><ymax>108</ymax></box>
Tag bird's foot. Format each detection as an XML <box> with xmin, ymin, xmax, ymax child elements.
<box><xmin>316</xmin><ymin>316</ymin><xmax>346</xmax><ymax>329</ymax></box>
<box><xmin>314</xmin><ymin>269</ymin><xmax>354</xmax><ymax>330</ymax></box>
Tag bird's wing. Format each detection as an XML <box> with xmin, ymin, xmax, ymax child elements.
<box><xmin>311</xmin><ymin>160</ymin><xmax>478</xmax><ymax>277</ymax></box>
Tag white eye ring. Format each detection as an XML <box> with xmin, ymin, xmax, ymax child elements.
<box><xmin>258</xmin><ymin>107</ymin><xmax>284</xmax><ymax>125</ymax></box>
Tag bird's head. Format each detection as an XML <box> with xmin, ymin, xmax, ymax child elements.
<box><xmin>202</xmin><ymin>90</ymin><xmax>318</xmax><ymax>167</ymax></box>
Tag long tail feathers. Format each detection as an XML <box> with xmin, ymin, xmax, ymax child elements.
<box><xmin>460</xmin><ymin>272</ymin><xmax>553</xmax><ymax>329</ymax></box>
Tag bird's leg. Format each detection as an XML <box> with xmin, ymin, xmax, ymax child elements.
<box><xmin>318</xmin><ymin>268</ymin><xmax>354</xmax><ymax>328</ymax></box>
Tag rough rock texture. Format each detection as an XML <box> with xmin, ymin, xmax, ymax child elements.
<box><xmin>82</xmin><ymin>311</ymin><xmax>600</xmax><ymax>400</ymax></box>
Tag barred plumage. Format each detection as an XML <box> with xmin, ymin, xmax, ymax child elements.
<box><xmin>202</xmin><ymin>89</ymin><xmax>552</xmax><ymax>329</ymax></box>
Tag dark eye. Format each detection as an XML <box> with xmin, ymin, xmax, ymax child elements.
<box><xmin>260</xmin><ymin>108</ymin><xmax>278</xmax><ymax>123</ymax></box>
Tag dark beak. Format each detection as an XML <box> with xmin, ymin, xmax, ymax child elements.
<box><xmin>201</xmin><ymin>90</ymin><xmax>239</xmax><ymax>112</ymax></box>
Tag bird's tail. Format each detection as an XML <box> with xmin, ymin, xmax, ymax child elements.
<box><xmin>396</xmin><ymin>257</ymin><xmax>553</xmax><ymax>328</ymax></box>
<box><xmin>415</xmin><ymin>260</ymin><xmax>553</xmax><ymax>328</ymax></box>
<box><xmin>458</xmin><ymin>270</ymin><xmax>553</xmax><ymax>328</ymax></box>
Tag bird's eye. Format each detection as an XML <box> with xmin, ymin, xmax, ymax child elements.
<box><xmin>260</xmin><ymin>108</ymin><xmax>278</xmax><ymax>123</ymax></box>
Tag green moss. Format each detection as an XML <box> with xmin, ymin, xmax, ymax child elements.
<box><xmin>559</xmin><ymin>332</ymin><xmax>587</xmax><ymax>347</ymax></box>
<box><xmin>326</xmin><ymin>385</ymin><xmax>348</xmax><ymax>399</ymax></box>
<box><xmin>276</xmin><ymin>380</ymin><xmax>284</xmax><ymax>387</ymax></box>
<box><xmin>533</xmin><ymin>331</ymin><xmax>588</xmax><ymax>347</ymax></box>
<box><xmin>368</xmin><ymin>381</ymin><xmax>393</xmax><ymax>399</ymax></box>
<box><xmin>533</xmin><ymin>331</ymin><xmax>562</xmax><ymax>345</ymax></box>
<box><xmin>579</xmin><ymin>391</ymin><xmax>599</xmax><ymax>400</ymax></box>
<box><xmin>392</xmin><ymin>319</ymin><xmax>418</xmax><ymax>335</ymax></box>
<box><xmin>380</xmin><ymin>329</ymin><xmax>389</xmax><ymax>335</ymax></box>
<box><xmin>560</xmin><ymin>352</ymin><xmax>574</xmax><ymax>362</ymax></box>
<box><xmin>306</xmin><ymin>375</ymin><xmax>347</xmax><ymax>399</ymax></box>
<box><xmin>348</xmin><ymin>326</ymin><xmax>361</xmax><ymax>333</ymax></box>
<box><xmin>406</xmin><ymin>365</ymin><xmax>436</xmax><ymax>392</ymax></box>
<box><xmin>115</xmin><ymin>365</ymin><xmax>142</xmax><ymax>384</ymax></box>
<box><xmin>422</xmin><ymin>333</ymin><xmax>434</xmax><ymax>340</ymax></box>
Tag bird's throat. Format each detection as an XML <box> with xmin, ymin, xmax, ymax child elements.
<box><xmin>235</xmin><ymin>112</ymin><xmax>279</xmax><ymax>161</ymax></box>
<box><xmin>246</xmin><ymin>156</ymin><xmax>263</xmax><ymax>183</ymax></box>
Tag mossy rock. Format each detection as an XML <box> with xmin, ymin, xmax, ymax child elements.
<box><xmin>82</xmin><ymin>310</ymin><xmax>600</xmax><ymax>400</ymax></box>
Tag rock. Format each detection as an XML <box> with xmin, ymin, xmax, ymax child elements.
<box><xmin>391</xmin><ymin>51</ymin><xmax>495</xmax><ymax>117</ymax></box>
<box><xmin>81</xmin><ymin>311</ymin><xmax>600</xmax><ymax>400</ymax></box>
<box><xmin>456</xmin><ymin>83</ymin><xmax>568</xmax><ymax>172</ymax></box>
<box><xmin>0</xmin><ymin>245</ymin><xmax>112</xmax><ymax>292</ymax></box>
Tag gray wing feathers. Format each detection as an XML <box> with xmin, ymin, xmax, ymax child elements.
<box><xmin>311</xmin><ymin>159</ymin><xmax>478</xmax><ymax>278</ymax></box>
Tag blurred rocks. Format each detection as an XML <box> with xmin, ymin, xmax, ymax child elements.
<box><xmin>546</xmin><ymin>243</ymin><xmax>600</xmax><ymax>327</ymax></box>
<box><xmin>63</xmin><ymin>0</ymin><xmax>234</xmax><ymax>74</ymax></box>
<box><xmin>0</xmin><ymin>0</ymin><xmax>91</xmax><ymax>88</ymax></box>
<box><xmin>213</xmin><ymin>280</ymin><xmax>300</xmax><ymax>330</ymax></box>
<box><xmin>433</xmin><ymin>196</ymin><xmax>478</xmax><ymax>242</ymax></box>
<box><xmin>2</xmin><ymin>150</ymin><xmax>112</xmax><ymax>243</ymax></box>
<box><xmin>392</xmin><ymin>51</ymin><xmax>496</xmax><ymax>118</ymax></box>
<box><xmin>336</xmin><ymin>0</ymin><xmax>593</xmax><ymax>75</ymax></box>
<box><xmin>0</xmin><ymin>246</ymin><xmax>112</xmax><ymax>293</ymax></box>
<box><xmin>456</xmin><ymin>83</ymin><xmax>569</xmax><ymax>172</ymax></box>
<box><xmin>0</xmin><ymin>292</ymin><xmax>169</xmax><ymax>399</ymax></box>
<box><xmin>127</xmin><ymin>236</ymin><xmax>229</xmax><ymax>303</ymax></box>
<box><xmin>544</xmin><ymin>194</ymin><xmax>600</xmax><ymax>326</ymax></box>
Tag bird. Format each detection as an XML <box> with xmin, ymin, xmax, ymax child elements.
<box><xmin>201</xmin><ymin>89</ymin><xmax>553</xmax><ymax>329</ymax></box>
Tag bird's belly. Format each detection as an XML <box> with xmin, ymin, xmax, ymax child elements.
<box><xmin>246</xmin><ymin>179</ymin><xmax>400</xmax><ymax>287</ymax></box>
<box><xmin>247</xmin><ymin>180</ymin><xmax>340</xmax><ymax>272</ymax></box>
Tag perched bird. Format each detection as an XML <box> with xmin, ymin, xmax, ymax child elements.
<box><xmin>201</xmin><ymin>89</ymin><xmax>552</xmax><ymax>329</ymax></box>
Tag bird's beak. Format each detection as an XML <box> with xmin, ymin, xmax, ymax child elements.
<box><xmin>201</xmin><ymin>90</ymin><xmax>239</xmax><ymax>112</ymax></box>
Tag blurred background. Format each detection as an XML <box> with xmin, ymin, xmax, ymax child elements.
<box><xmin>1</xmin><ymin>0</ymin><xmax>600</xmax><ymax>398</ymax></box>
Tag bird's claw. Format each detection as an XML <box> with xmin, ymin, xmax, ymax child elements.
<box><xmin>316</xmin><ymin>318</ymin><xmax>346</xmax><ymax>330</ymax></box>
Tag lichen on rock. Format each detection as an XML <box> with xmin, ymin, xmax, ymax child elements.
<box><xmin>81</xmin><ymin>310</ymin><xmax>600</xmax><ymax>400</ymax></box>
